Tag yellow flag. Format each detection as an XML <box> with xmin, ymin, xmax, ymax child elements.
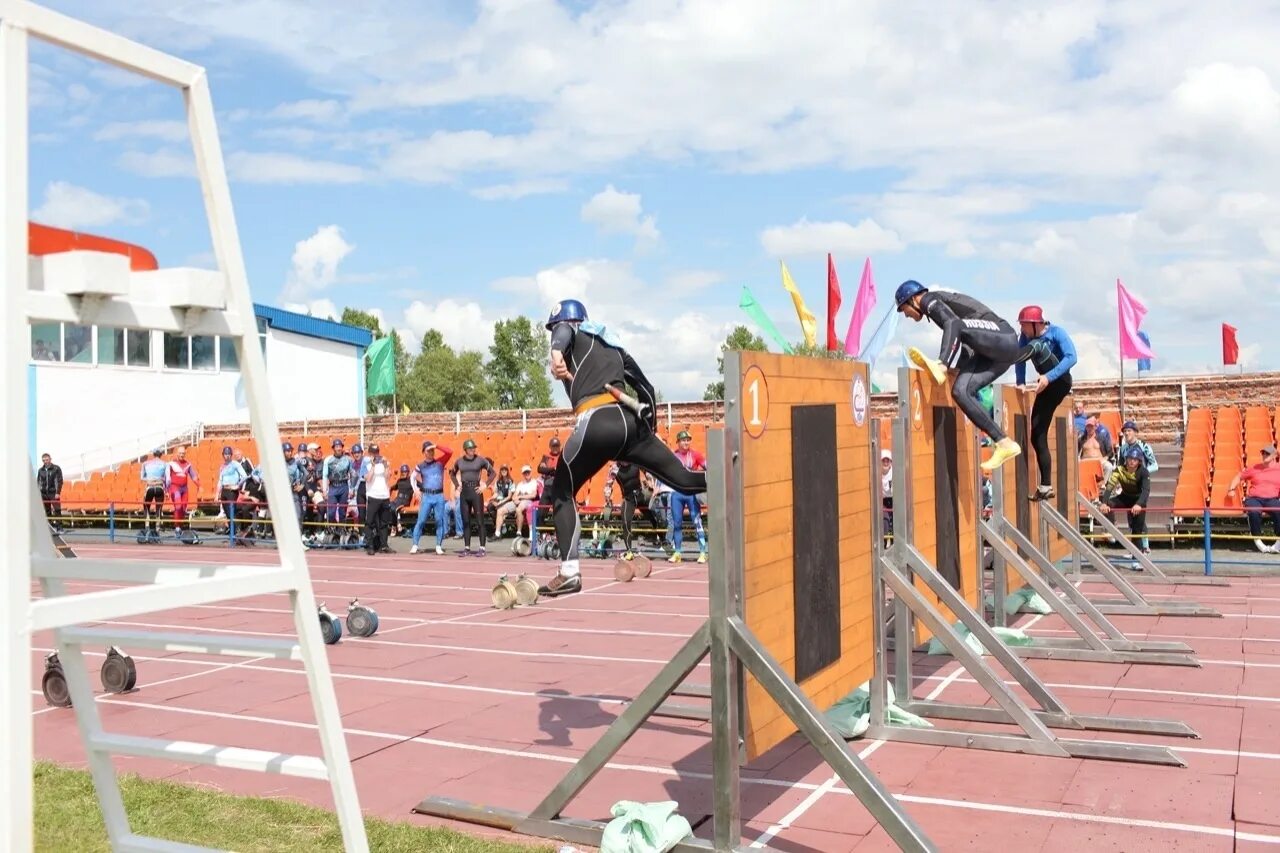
<box><xmin>780</xmin><ymin>261</ymin><xmax>817</xmax><ymax>348</ymax></box>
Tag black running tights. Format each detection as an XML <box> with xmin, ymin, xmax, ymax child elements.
<box><xmin>459</xmin><ymin>487</ymin><xmax>485</xmax><ymax>547</ymax></box>
<box><xmin>1030</xmin><ymin>375</ymin><xmax>1072</xmax><ymax>487</ymax></box>
<box><xmin>551</xmin><ymin>404</ymin><xmax>706</xmax><ymax>563</ymax></box>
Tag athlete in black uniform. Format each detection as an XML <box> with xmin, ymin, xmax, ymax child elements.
<box><xmin>613</xmin><ymin>460</ymin><xmax>658</xmax><ymax>557</ymax></box>
<box><xmin>895</xmin><ymin>280</ymin><xmax>1058</xmax><ymax>472</ymax></box>
<box><xmin>539</xmin><ymin>299</ymin><xmax>706</xmax><ymax>596</ymax></box>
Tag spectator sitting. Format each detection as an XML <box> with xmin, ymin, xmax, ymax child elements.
<box><xmin>500</xmin><ymin>465</ymin><xmax>541</xmax><ymax>538</ymax></box>
<box><xmin>390</xmin><ymin>464</ymin><xmax>414</xmax><ymax>536</ymax></box>
<box><xmin>1227</xmin><ymin>445</ymin><xmax>1280</xmax><ymax>553</ymax></box>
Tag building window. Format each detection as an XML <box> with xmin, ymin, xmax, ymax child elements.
<box><xmin>219</xmin><ymin>337</ymin><xmax>239</xmax><ymax>371</ymax></box>
<box><xmin>96</xmin><ymin>327</ymin><xmax>152</xmax><ymax>367</ymax></box>
<box><xmin>30</xmin><ymin>323</ymin><xmax>60</xmax><ymax>361</ymax></box>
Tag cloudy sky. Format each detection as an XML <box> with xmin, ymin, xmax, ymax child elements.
<box><xmin>23</xmin><ymin>0</ymin><xmax>1280</xmax><ymax>399</ymax></box>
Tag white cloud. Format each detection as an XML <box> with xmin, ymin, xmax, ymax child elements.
<box><xmin>471</xmin><ymin>179</ymin><xmax>568</xmax><ymax>200</ymax></box>
<box><xmin>664</xmin><ymin>270</ymin><xmax>724</xmax><ymax>291</ymax></box>
<box><xmin>31</xmin><ymin>181</ymin><xmax>149</xmax><ymax>230</ymax></box>
<box><xmin>760</xmin><ymin>218</ymin><xmax>905</xmax><ymax>258</ymax></box>
<box><xmin>118</xmin><ymin>148</ymin><xmax>196</xmax><ymax>178</ymax></box>
<box><xmin>227</xmin><ymin>152</ymin><xmax>367</xmax><ymax>184</ymax></box>
<box><xmin>282</xmin><ymin>298</ymin><xmax>340</xmax><ymax>321</ymax></box>
<box><xmin>94</xmin><ymin>120</ymin><xmax>190</xmax><ymax>143</ymax></box>
<box><xmin>266</xmin><ymin>99</ymin><xmax>345</xmax><ymax>124</ymax></box>
<box><xmin>580</xmin><ymin>184</ymin><xmax>660</xmax><ymax>248</ymax></box>
<box><xmin>282</xmin><ymin>225</ymin><xmax>355</xmax><ymax>301</ymax></box>
<box><xmin>403</xmin><ymin>298</ymin><xmax>494</xmax><ymax>354</ymax></box>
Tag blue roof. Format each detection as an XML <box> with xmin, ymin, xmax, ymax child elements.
<box><xmin>253</xmin><ymin>303</ymin><xmax>373</xmax><ymax>349</ymax></box>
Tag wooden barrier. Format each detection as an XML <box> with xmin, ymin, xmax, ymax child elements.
<box><xmin>980</xmin><ymin>384</ymin><xmax>1205</xmax><ymax>663</ymax></box>
<box><xmin>900</xmin><ymin>366</ymin><xmax>981</xmax><ymax>645</ymax></box>
<box><xmin>736</xmin><ymin>352</ymin><xmax>877</xmax><ymax>760</ymax></box>
<box><xmin>868</xmin><ymin>366</ymin><xmax>1195</xmax><ymax>763</ymax></box>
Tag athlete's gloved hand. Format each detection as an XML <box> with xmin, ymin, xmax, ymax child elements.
<box><xmin>638</xmin><ymin>402</ymin><xmax>657</xmax><ymax>434</ymax></box>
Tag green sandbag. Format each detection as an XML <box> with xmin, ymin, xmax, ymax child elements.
<box><xmin>1005</xmin><ymin>586</ymin><xmax>1052</xmax><ymax>615</ymax></box>
<box><xmin>926</xmin><ymin>621</ymin><xmax>1034</xmax><ymax>656</ymax></box>
<box><xmin>600</xmin><ymin>800</ymin><xmax>692</xmax><ymax>853</ymax></box>
<box><xmin>824</xmin><ymin>680</ymin><xmax>932</xmax><ymax>738</ymax></box>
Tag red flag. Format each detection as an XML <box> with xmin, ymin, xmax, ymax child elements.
<box><xmin>826</xmin><ymin>253</ymin><xmax>841</xmax><ymax>351</ymax></box>
<box><xmin>1223</xmin><ymin>323</ymin><xmax>1239</xmax><ymax>365</ymax></box>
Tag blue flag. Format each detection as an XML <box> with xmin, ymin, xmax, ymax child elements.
<box><xmin>1136</xmin><ymin>331</ymin><xmax>1152</xmax><ymax>371</ymax></box>
<box><xmin>858</xmin><ymin>305</ymin><xmax>900</xmax><ymax>375</ymax></box>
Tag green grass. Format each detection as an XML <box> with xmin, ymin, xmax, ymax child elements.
<box><xmin>34</xmin><ymin>761</ymin><xmax>558</xmax><ymax>853</ymax></box>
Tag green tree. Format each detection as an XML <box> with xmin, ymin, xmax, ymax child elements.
<box><xmin>789</xmin><ymin>341</ymin><xmax>853</xmax><ymax>361</ymax></box>
<box><xmin>399</xmin><ymin>330</ymin><xmax>497</xmax><ymax>412</ymax></box>
<box><xmin>703</xmin><ymin>325</ymin><xmax>769</xmax><ymax>400</ymax></box>
<box><xmin>341</xmin><ymin>307</ymin><xmax>410</xmax><ymax>413</ymax></box>
<box><xmin>485</xmin><ymin>316</ymin><xmax>553</xmax><ymax>410</ymax></box>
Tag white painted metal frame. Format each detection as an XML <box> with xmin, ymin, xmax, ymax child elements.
<box><xmin>1</xmin><ymin>3</ymin><xmax>368</xmax><ymax>850</ymax></box>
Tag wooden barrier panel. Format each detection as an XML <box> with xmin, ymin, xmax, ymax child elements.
<box><xmin>901</xmin><ymin>368</ymin><xmax>981</xmax><ymax>645</ymax></box>
<box><xmin>997</xmin><ymin>385</ymin><xmax>1077</xmax><ymax>563</ymax></box>
<box><xmin>735</xmin><ymin>351</ymin><xmax>875</xmax><ymax>760</ymax></box>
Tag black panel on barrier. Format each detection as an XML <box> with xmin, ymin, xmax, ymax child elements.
<box><xmin>1014</xmin><ymin>413</ymin><xmax>1031</xmax><ymax>541</ymax></box>
<box><xmin>932</xmin><ymin>406</ymin><xmax>962</xmax><ymax>591</ymax></box>
<box><xmin>1055</xmin><ymin>415</ymin><xmax>1069</xmax><ymax>518</ymax></box>
<box><xmin>791</xmin><ymin>404</ymin><xmax>841</xmax><ymax>683</ymax></box>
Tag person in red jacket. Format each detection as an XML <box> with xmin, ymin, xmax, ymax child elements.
<box><xmin>1229</xmin><ymin>445</ymin><xmax>1280</xmax><ymax>553</ymax></box>
<box><xmin>166</xmin><ymin>446</ymin><xmax>199</xmax><ymax>535</ymax></box>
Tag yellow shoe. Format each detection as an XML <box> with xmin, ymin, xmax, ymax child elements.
<box><xmin>697</xmin><ymin>552</ymin><xmax>707</xmax><ymax>564</ymax></box>
<box><xmin>908</xmin><ymin>346</ymin><xmax>947</xmax><ymax>385</ymax></box>
<box><xmin>668</xmin><ymin>552</ymin><xmax>682</xmax><ymax>563</ymax></box>
<box><xmin>980</xmin><ymin>438</ymin><xmax>1021</xmax><ymax>471</ymax></box>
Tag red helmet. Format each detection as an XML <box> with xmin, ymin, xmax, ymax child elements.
<box><xmin>1018</xmin><ymin>305</ymin><xmax>1045</xmax><ymax>324</ymax></box>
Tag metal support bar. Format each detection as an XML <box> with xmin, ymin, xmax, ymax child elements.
<box><xmin>1075</xmin><ymin>495</ymin><xmax>1227</xmax><ymax>586</ymax></box>
<box><xmin>726</xmin><ymin>617</ymin><xmax>933</xmax><ymax>852</ymax></box>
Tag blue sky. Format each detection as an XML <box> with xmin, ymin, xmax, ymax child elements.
<box><xmin>22</xmin><ymin>0</ymin><xmax>1280</xmax><ymax>400</ymax></box>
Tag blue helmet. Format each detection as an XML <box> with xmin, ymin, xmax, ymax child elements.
<box><xmin>894</xmin><ymin>280</ymin><xmax>927</xmax><ymax>309</ymax></box>
<box><xmin>1124</xmin><ymin>446</ymin><xmax>1144</xmax><ymax>461</ymax></box>
<box><xmin>546</xmin><ymin>299</ymin><xmax>588</xmax><ymax>330</ymax></box>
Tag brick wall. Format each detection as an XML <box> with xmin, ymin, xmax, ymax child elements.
<box><xmin>202</xmin><ymin>372</ymin><xmax>1280</xmax><ymax>446</ymax></box>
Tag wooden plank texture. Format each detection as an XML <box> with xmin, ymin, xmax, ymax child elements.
<box><xmin>736</xmin><ymin>351</ymin><xmax>875</xmax><ymax>761</ymax></box>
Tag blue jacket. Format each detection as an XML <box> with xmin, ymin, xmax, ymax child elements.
<box><xmin>1016</xmin><ymin>323</ymin><xmax>1077</xmax><ymax>385</ymax></box>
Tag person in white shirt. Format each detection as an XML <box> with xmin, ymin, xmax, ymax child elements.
<box><xmin>501</xmin><ymin>465</ymin><xmax>542</xmax><ymax>538</ymax></box>
<box><xmin>363</xmin><ymin>443</ymin><xmax>393</xmax><ymax>555</ymax></box>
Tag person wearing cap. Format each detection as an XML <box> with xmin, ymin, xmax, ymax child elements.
<box><xmin>538</xmin><ymin>298</ymin><xmax>707</xmax><ymax>596</ymax></box>
<box><xmin>1227</xmin><ymin>445</ymin><xmax>1280</xmax><ymax>553</ymax></box>
<box><xmin>363</xmin><ymin>443</ymin><xmax>393</xmax><ymax>555</ymax></box>
<box><xmin>139</xmin><ymin>449</ymin><xmax>167</xmax><ymax>539</ymax></box>
<box><xmin>389</xmin><ymin>463</ymin><xmax>414</xmax><ymax>536</ymax></box>
<box><xmin>1015</xmin><ymin>306</ymin><xmax>1079</xmax><ymax>501</ymax></box>
<box><xmin>410</xmin><ymin>439</ymin><xmax>454</xmax><ymax>555</ymax></box>
<box><xmin>532</xmin><ymin>436</ymin><xmax>562</xmax><ymax>539</ymax></box>
<box><xmin>669</xmin><ymin>431</ymin><xmax>708</xmax><ymax>563</ymax></box>
<box><xmin>1099</xmin><ymin>445</ymin><xmax>1152</xmax><ymax>553</ymax></box>
<box><xmin>1114</xmin><ymin>420</ymin><xmax>1158</xmax><ymax>473</ymax></box>
<box><xmin>501</xmin><ymin>464</ymin><xmax>541</xmax><ymax>539</ymax></box>
<box><xmin>487</xmin><ymin>464</ymin><xmax>515</xmax><ymax>537</ymax></box>
<box><xmin>894</xmin><ymin>280</ymin><xmax>1057</xmax><ymax>472</ymax></box>
<box><xmin>321</xmin><ymin>439</ymin><xmax>353</xmax><ymax>526</ymax></box>
<box><xmin>349</xmin><ymin>443</ymin><xmax>370</xmax><ymax>526</ymax></box>
<box><xmin>450</xmin><ymin>439</ymin><xmax>496</xmax><ymax>556</ymax></box>
<box><xmin>880</xmin><ymin>450</ymin><xmax>894</xmax><ymax>536</ymax></box>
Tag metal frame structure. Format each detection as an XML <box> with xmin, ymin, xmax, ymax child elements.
<box><xmin>980</xmin><ymin>389</ymin><xmax>1205</xmax><ymax>663</ymax></box>
<box><xmin>415</xmin><ymin>351</ymin><xmax>935</xmax><ymax>852</ymax></box>
<box><xmin>867</xmin><ymin>368</ymin><xmax>1197</xmax><ymax>764</ymax></box>
<box><xmin>2</xmin><ymin>3</ymin><xmax>368</xmax><ymax>850</ymax></box>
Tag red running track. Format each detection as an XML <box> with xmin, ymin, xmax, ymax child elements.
<box><xmin>30</xmin><ymin>541</ymin><xmax>1280</xmax><ymax>851</ymax></box>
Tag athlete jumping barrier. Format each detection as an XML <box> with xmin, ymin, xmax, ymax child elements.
<box><xmin>415</xmin><ymin>351</ymin><xmax>934</xmax><ymax>851</ymax></box>
<box><xmin>979</xmin><ymin>384</ymin><xmax>1207</xmax><ymax>664</ymax></box>
<box><xmin>870</xmin><ymin>366</ymin><xmax>1197</xmax><ymax>761</ymax></box>
<box><xmin>988</xmin><ymin>385</ymin><xmax>1224</xmax><ymax>622</ymax></box>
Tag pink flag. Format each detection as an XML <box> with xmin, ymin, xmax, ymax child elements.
<box><xmin>842</xmin><ymin>257</ymin><xmax>877</xmax><ymax>356</ymax></box>
<box><xmin>1117</xmin><ymin>278</ymin><xmax>1155</xmax><ymax>360</ymax></box>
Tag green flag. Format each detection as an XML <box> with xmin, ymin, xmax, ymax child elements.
<box><xmin>739</xmin><ymin>286</ymin><xmax>794</xmax><ymax>354</ymax></box>
<box><xmin>366</xmin><ymin>336</ymin><xmax>396</xmax><ymax>396</ymax></box>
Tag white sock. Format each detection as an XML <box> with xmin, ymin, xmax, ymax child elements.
<box><xmin>559</xmin><ymin>559</ymin><xmax>580</xmax><ymax>578</ymax></box>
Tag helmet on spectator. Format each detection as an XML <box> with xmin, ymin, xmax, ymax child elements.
<box><xmin>222</xmin><ymin>445</ymin><xmax>232</xmax><ymax>456</ymax></box>
<box><xmin>463</xmin><ymin>439</ymin><xmax>477</xmax><ymax>451</ymax></box>
<box><xmin>894</xmin><ymin>280</ymin><xmax>927</xmax><ymax>309</ymax></box>
<box><xmin>546</xmin><ymin>299</ymin><xmax>588</xmax><ymax>330</ymax></box>
<box><xmin>1018</xmin><ymin>305</ymin><xmax>1045</xmax><ymax>324</ymax></box>
<box><xmin>1122</xmin><ymin>420</ymin><xmax>1138</xmax><ymax>432</ymax></box>
<box><xmin>677</xmin><ymin>430</ymin><xmax>692</xmax><ymax>441</ymax></box>
<box><xmin>400</xmin><ymin>463</ymin><xmax>410</xmax><ymax>473</ymax></box>
<box><xmin>282</xmin><ymin>441</ymin><xmax>293</xmax><ymax>452</ymax></box>
<box><xmin>332</xmin><ymin>438</ymin><xmax>344</xmax><ymax>448</ymax></box>
<box><xmin>1124</xmin><ymin>446</ymin><xmax>1144</xmax><ymax>461</ymax></box>
<box><xmin>351</xmin><ymin>443</ymin><xmax>363</xmax><ymax>453</ymax></box>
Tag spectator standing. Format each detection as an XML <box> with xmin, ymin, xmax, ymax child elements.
<box><xmin>410</xmin><ymin>440</ymin><xmax>453</xmax><ymax>555</ymax></box>
<box><xmin>37</xmin><ymin>452</ymin><xmax>63</xmax><ymax>530</ymax></box>
<box><xmin>450</xmin><ymin>439</ymin><xmax>495</xmax><ymax>556</ymax></box>
<box><xmin>321</xmin><ymin>439</ymin><xmax>352</xmax><ymax>525</ymax></box>
<box><xmin>139</xmin><ymin>449</ymin><xmax>167</xmax><ymax>537</ymax></box>
<box><xmin>669</xmin><ymin>430</ymin><xmax>708</xmax><ymax>563</ymax></box>
<box><xmin>166</xmin><ymin>447</ymin><xmax>198</xmax><ymax>536</ymax></box>
<box><xmin>363</xmin><ymin>443</ymin><xmax>393</xmax><ymax>555</ymax></box>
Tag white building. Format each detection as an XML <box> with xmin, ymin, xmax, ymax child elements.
<box><xmin>30</xmin><ymin>301</ymin><xmax>373</xmax><ymax>477</ymax></box>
